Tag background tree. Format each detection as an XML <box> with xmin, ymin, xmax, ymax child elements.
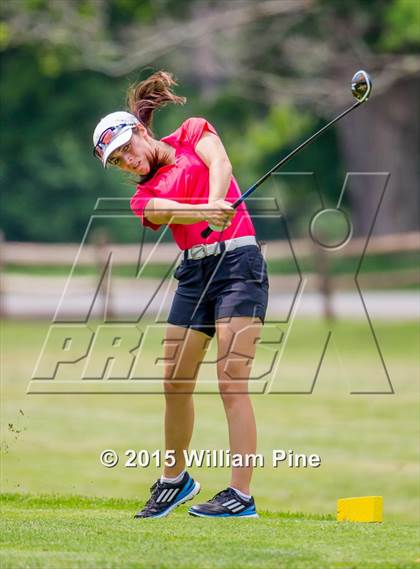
<box><xmin>0</xmin><ymin>0</ymin><xmax>418</xmax><ymax>242</ymax></box>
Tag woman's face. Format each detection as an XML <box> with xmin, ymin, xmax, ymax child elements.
<box><xmin>107</xmin><ymin>125</ymin><xmax>152</xmax><ymax>176</ymax></box>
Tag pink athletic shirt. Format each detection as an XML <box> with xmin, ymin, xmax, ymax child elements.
<box><xmin>130</xmin><ymin>117</ymin><xmax>256</xmax><ymax>250</ymax></box>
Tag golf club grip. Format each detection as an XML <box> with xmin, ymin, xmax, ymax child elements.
<box><xmin>200</xmin><ymin>197</ymin><xmax>243</xmax><ymax>238</ymax></box>
<box><xmin>201</xmin><ymin>226</ymin><xmax>213</xmax><ymax>238</ymax></box>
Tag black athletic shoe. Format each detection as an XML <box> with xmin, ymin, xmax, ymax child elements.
<box><xmin>188</xmin><ymin>487</ymin><xmax>258</xmax><ymax>518</ymax></box>
<box><xmin>134</xmin><ymin>472</ymin><xmax>200</xmax><ymax>519</ymax></box>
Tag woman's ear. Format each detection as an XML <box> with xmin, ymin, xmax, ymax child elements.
<box><xmin>134</xmin><ymin>122</ymin><xmax>148</xmax><ymax>138</ymax></box>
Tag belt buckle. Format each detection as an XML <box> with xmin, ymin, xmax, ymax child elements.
<box><xmin>190</xmin><ymin>244</ymin><xmax>206</xmax><ymax>260</ymax></box>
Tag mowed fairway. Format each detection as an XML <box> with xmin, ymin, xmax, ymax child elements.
<box><xmin>2</xmin><ymin>495</ymin><xmax>418</xmax><ymax>569</ymax></box>
<box><xmin>1</xmin><ymin>319</ymin><xmax>419</xmax><ymax>568</ymax></box>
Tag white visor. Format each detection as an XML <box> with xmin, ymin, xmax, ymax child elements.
<box><xmin>102</xmin><ymin>127</ymin><xmax>134</xmax><ymax>167</ymax></box>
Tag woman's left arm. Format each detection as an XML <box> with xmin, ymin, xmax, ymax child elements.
<box><xmin>195</xmin><ymin>132</ymin><xmax>233</xmax><ymax>203</ymax></box>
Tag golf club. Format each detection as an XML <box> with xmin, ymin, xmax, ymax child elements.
<box><xmin>201</xmin><ymin>70</ymin><xmax>372</xmax><ymax>238</ymax></box>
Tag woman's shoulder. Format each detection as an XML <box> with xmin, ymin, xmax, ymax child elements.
<box><xmin>170</xmin><ymin>116</ymin><xmax>218</xmax><ymax>148</ymax></box>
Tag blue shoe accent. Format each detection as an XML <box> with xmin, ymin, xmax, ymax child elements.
<box><xmin>176</xmin><ymin>477</ymin><xmax>195</xmax><ymax>502</ymax></box>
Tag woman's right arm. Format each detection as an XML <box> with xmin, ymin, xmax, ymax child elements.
<box><xmin>144</xmin><ymin>198</ymin><xmax>234</xmax><ymax>227</ymax></box>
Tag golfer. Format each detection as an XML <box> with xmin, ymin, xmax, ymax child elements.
<box><xmin>93</xmin><ymin>70</ymin><xmax>268</xmax><ymax>519</ymax></box>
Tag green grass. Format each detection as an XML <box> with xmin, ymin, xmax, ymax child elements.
<box><xmin>1</xmin><ymin>494</ymin><xmax>419</xmax><ymax>569</ymax></box>
<box><xmin>1</xmin><ymin>319</ymin><xmax>419</xmax><ymax>567</ymax></box>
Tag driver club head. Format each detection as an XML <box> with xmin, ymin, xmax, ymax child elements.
<box><xmin>351</xmin><ymin>70</ymin><xmax>372</xmax><ymax>103</ymax></box>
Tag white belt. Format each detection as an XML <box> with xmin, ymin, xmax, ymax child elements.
<box><xmin>185</xmin><ymin>235</ymin><xmax>257</xmax><ymax>260</ymax></box>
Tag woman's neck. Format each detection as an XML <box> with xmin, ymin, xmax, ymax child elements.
<box><xmin>139</xmin><ymin>140</ymin><xmax>176</xmax><ymax>184</ymax></box>
<box><xmin>154</xmin><ymin>140</ymin><xmax>176</xmax><ymax>165</ymax></box>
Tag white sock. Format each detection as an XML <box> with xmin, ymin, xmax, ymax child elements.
<box><xmin>160</xmin><ymin>470</ymin><xmax>186</xmax><ymax>485</ymax></box>
<box><xmin>230</xmin><ymin>486</ymin><xmax>252</xmax><ymax>501</ymax></box>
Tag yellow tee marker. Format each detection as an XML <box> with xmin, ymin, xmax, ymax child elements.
<box><xmin>337</xmin><ymin>496</ymin><xmax>383</xmax><ymax>522</ymax></box>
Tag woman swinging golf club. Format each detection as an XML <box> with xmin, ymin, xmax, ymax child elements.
<box><xmin>93</xmin><ymin>70</ymin><xmax>268</xmax><ymax>519</ymax></box>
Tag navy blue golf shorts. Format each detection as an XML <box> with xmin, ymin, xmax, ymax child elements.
<box><xmin>168</xmin><ymin>243</ymin><xmax>269</xmax><ymax>338</ymax></box>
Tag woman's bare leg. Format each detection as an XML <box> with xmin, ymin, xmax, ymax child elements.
<box><xmin>215</xmin><ymin>316</ymin><xmax>262</xmax><ymax>495</ymax></box>
<box><xmin>163</xmin><ymin>324</ymin><xmax>210</xmax><ymax>478</ymax></box>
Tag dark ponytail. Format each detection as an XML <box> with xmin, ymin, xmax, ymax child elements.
<box><xmin>127</xmin><ymin>70</ymin><xmax>186</xmax><ymax>136</ymax></box>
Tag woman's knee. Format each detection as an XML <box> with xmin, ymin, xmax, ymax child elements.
<box><xmin>218</xmin><ymin>380</ymin><xmax>249</xmax><ymax>409</ymax></box>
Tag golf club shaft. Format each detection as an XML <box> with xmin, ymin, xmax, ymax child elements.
<box><xmin>201</xmin><ymin>100</ymin><xmax>361</xmax><ymax>238</ymax></box>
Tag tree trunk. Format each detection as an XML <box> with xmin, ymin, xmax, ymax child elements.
<box><xmin>336</xmin><ymin>75</ymin><xmax>419</xmax><ymax>236</ymax></box>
